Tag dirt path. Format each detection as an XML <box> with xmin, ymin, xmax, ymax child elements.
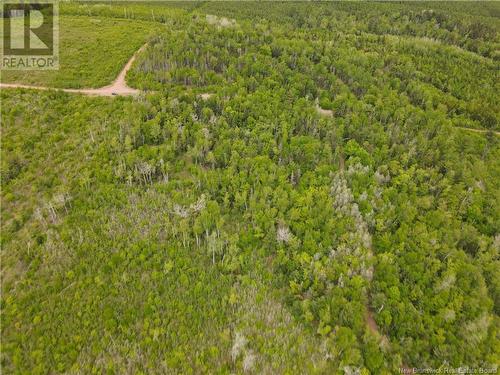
<box><xmin>0</xmin><ymin>43</ymin><xmax>147</xmax><ymax>97</ymax></box>
<box><xmin>457</xmin><ymin>127</ymin><xmax>500</xmax><ymax>136</ymax></box>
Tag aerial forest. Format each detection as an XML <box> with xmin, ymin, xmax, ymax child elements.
<box><xmin>1</xmin><ymin>1</ymin><xmax>499</xmax><ymax>374</ymax></box>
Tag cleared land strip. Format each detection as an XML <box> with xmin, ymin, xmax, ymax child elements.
<box><xmin>457</xmin><ymin>127</ymin><xmax>500</xmax><ymax>136</ymax></box>
<box><xmin>0</xmin><ymin>44</ymin><xmax>148</xmax><ymax>97</ymax></box>
<box><xmin>315</xmin><ymin>104</ymin><xmax>499</xmax><ymax>136</ymax></box>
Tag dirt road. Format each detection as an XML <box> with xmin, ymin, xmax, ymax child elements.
<box><xmin>0</xmin><ymin>44</ymin><xmax>147</xmax><ymax>97</ymax></box>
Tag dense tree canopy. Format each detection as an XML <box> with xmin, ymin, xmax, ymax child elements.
<box><xmin>1</xmin><ymin>1</ymin><xmax>499</xmax><ymax>373</ymax></box>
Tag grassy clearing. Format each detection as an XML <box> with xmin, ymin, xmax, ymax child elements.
<box><xmin>0</xmin><ymin>16</ymin><xmax>161</xmax><ymax>88</ymax></box>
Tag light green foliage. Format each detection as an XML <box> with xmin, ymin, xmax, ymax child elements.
<box><xmin>1</xmin><ymin>1</ymin><xmax>499</xmax><ymax>373</ymax></box>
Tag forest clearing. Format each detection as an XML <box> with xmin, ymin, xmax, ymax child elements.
<box><xmin>1</xmin><ymin>1</ymin><xmax>499</xmax><ymax>374</ymax></box>
<box><xmin>0</xmin><ymin>43</ymin><xmax>147</xmax><ymax>96</ymax></box>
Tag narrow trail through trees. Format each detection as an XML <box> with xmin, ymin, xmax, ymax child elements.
<box><xmin>315</xmin><ymin>101</ymin><xmax>498</xmax><ymax>136</ymax></box>
<box><xmin>456</xmin><ymin>127</ymin><xmax>500</xmax><ymax>136</ymax></box>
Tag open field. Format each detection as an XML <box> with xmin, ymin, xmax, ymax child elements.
<box><xmin>0</xmin><ymin>16</ymin><xmax>161</xmax><ymax>88</ymax></box>
<box><xmin>0</xmin><ymin>43</ymin><xmax>147</xmax><ymax>96</ymax></box>
<box><xmin>1</xmin><ymin>2</ymin><xmax>499</xmax><ymax>374</ymax></box>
